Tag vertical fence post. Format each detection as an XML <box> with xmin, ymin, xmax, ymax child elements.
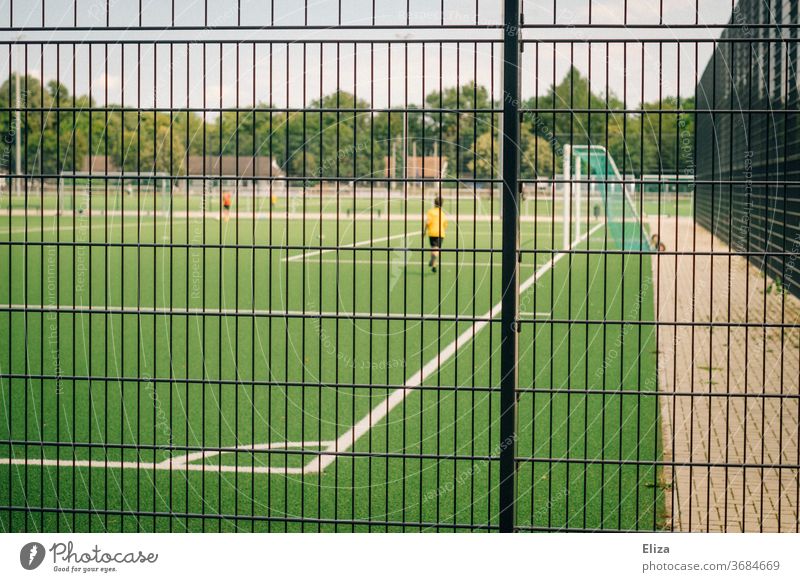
<box><xmin>563</xmin><ymin>144</ymin><xmax>571</xmax><ymax>250</ymax></box>
<box><xmin>499</xmin><ymin>0</ymin><xmax>520</xmax><ymax>533</ymax></box>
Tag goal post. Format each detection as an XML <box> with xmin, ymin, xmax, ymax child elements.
<box><xmin>561</xmin><ymin>144</ymin><xmax>583</xmax><ymax>248</ymax></box>
<box><xmin>575</xmin><ymin>154</ymin><xmax>582</xmax><ymax>242</ymax></box>
<box><xmin>563</xmin><ymin>144</ymin><xmax>571</xmax><ymax>249</ymax></box>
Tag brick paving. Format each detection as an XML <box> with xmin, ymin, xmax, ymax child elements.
<box><xmin>648</xmin><ymin>217</ymin><xmax>800</xmax><ymax>532</ymax></box>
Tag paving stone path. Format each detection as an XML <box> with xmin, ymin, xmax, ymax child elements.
<box><xmin>649</xmin><ymin>217</ymin><xmax>800</xmax><ymax>532</ymax></box>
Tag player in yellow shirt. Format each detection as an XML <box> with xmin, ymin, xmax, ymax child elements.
<box><xmin>424</xmin><ymin>196</ymin><xmax>448</xmax><ymax>272</ymax></box>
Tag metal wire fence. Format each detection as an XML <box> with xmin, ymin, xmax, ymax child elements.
<box><xmin>0</xmin><ymin>0</ymin><xmax>798</xmax><ymax>533</ymax></box>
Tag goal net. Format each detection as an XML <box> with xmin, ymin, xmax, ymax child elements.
<box><xmin>564</xmin><ymin>144</ymin><xmax>650</xmax><ymax>250</ymax></box>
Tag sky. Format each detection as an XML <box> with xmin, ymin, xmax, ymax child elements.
<box><xmin>0</xmin><ymin>0</ymin><xmax>756</xmax><ymax>112</ymax></box>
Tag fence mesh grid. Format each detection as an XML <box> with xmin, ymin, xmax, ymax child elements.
<box><xmin>0</xmin><ymin>0</ymin><xmax>798</xmax><ymax>533</ymax></box>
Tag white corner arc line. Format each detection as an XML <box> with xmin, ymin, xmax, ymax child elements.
<box><xmin>303</xmin><ymin>221</ymin><xmax>605</xmax><ymax>474</ymax></box>
<box><xmin>162</xmin><ymin>440</ymin><xmax>336</xmax><ymax>468</ymax></box>
<box><xmin>0</xmin><ymin>456</ymin><xmax>305</xmax><ymax>475</ymax></box>
<box><xmin>0</xmin><ymin>440</ymin><xmax>337</xmax><ymax>475</ymax></box>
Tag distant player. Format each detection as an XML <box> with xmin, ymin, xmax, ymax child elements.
<box><xmin>222</xmin><ymin>191</ymin><xmax>232</xmax><ymax>222</ymax></box>
<box><xmin>424</xmin><ymin>196</ymin><xmax>448</xmax><ymax>272</ymax></box>
<box><xmin>651</xmin><ymin>233</ymin><xmax>666</xmax><ymax>252</ymax></box>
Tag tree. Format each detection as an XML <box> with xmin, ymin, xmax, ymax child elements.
<box><xmin>425</xmin><ymin>81</ymin><xmax>494</xmax><ymax>178</ymax></box>
<box><xmin>0</xmin><ymin>75</ymin><xmax>88</xmax><ymax>174</ymax></box>
<box><xmin>0</xmin><ymin>71</ymin><xmax>694</xmax><ymax>184</ymax></box>
<box><xmin>469</xmin><ymin>120</ymin><xmax>555</xmax><ymax>180</ymax></box>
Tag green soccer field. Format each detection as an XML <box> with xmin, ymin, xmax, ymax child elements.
<box><xmin>0</xmin><ymin>204</ymin><xmax>662</xmax><ymax>532</ymax></box>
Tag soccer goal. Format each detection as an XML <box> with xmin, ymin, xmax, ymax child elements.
<box><xmin>563</xmin><ymin>144</ymin><xmax>650</xmax><ymax>250</ymax></box>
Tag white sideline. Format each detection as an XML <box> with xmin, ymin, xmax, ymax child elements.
<box><xmin>303</xmin><ymin>221</ymin><xmax>605</xmax><ymax>474</ymax></box>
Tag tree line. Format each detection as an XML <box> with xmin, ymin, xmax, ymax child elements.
<box><xmin>0</xmin><ymin>67</ymin><xmax>694</xmax><ymax>182</ymax></box>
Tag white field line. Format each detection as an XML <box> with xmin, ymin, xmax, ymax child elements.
<box><xmin>0</xmin><ymin>304</ymin><xmax>551</xmax><ymax>319</ymax></box>
<box><xmin>282</xmin><ymin>231</ymin><xmax>419</xmax><ymax>262</ymax></box>
<box><xmin>163</xmin><ymin>440</ymin><xmax>333</xmax><ymax>468</ymax></box>
<box><xmin>2</xmin><ymin>216</ymin><xmax>189</xmax><ymax>235</ymax></box>
<box><xmin>0</xmin><ymin>440</ymin><xmax>335</xmax><ymax>475</ymax></box>
<box><xmin>0</xmin><ymin>456</ymin><xmax>303</xmax><ymax>474</ymax></box>
<box><xmin>304</xmin><ymin>221</ymin><xmax>605</xmax><ymax>474</ymax></box>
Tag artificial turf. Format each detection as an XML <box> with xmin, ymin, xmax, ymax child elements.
<box><xmin>0</xmin><ymin>203</ymin><xmax>662</xmax><ymax>532</ymax></box>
